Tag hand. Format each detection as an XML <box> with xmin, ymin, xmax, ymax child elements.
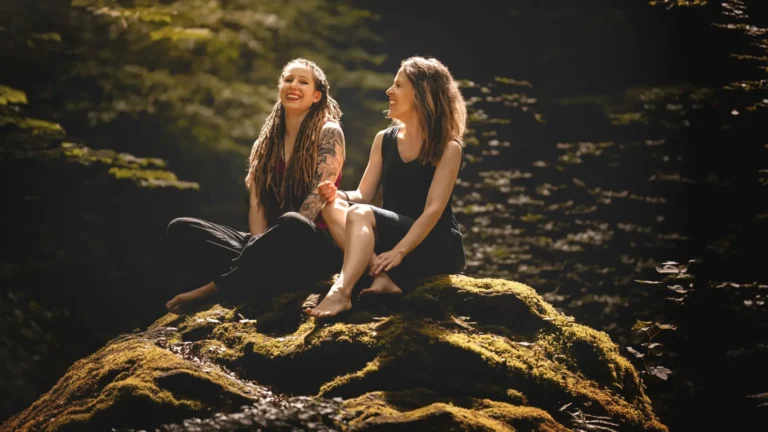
<box><xmin>318</xmin><ymin>180</ymin><xmax>337</xmax><ymax>203</ymax></box>
<box><xmin>372</xmin><ymin>249</ymin><xmax>404</xmax><ymax>276</ymax></box>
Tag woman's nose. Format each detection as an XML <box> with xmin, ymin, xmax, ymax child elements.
<box><xmin>386</xmin><ymin>87</ymin><xmax>393</xmax><ymax>95</ymax></box>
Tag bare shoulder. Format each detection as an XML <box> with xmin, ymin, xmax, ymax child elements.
<box><xmin>441</xmin><ymin>140</ymin><xmax>463</xmax><ymax>163</ymax></box>
<box><xmin>319</xmin><ymin>122</ymin><xmax>345</xmax><ymax>158</ymax></box>
<box><xmin>321</xmin><ymin>121</ymin><xmax>344</xmax><ymax>136</ymax></box>
<box><xmin>371</xmin><ymin>129</ymin><xmax>387</xmax><ymax>148</ymax></box>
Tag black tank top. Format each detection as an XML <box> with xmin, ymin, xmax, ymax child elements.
<box><xmin>380</xmin><ymin>126</ymin><xmax>462</xmax><ymax>238</ymax></box>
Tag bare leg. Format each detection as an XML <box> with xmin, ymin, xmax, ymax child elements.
<box><xmin>322</xmin><ymin>201</ymin><xmax>402</xmax><ymax>283</ymax></box>
<box><xmin>321</xmin><ymin>199</ymin><xmax>349</xmax><ymax>252</ymax></box>
<box><xmin>166</xmin><ymin>281</ymin><xmax>220</xmax><ymax>314</ymax></box>
<box><xmin>306</xmin><ymin>205</ymin><xmax>377</xmax><ymax>317</ymax></box>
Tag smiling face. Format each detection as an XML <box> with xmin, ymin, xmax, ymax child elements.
<box><xmin>386</xmin><ymin>68</ymin><xmax>417</xmax><ymax>122</ymax></box>
<box><xmin>279</xmin><ymin>64</ymin><xmax>322</xmax><ymax>114</ymax></box>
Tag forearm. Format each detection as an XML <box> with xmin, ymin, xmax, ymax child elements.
<box><xmin>298</xmin><ymin>191</ymin><xmax>325</xmax><ymax>221</ymax></box>
<box><xmin>248</xmin><ymin>205</ymin><xmax>267</xmax><ymax>236</ymax></box>
<box><xmin>339</xmin><ymin>189</ymin><xmax>367</xmax><ymax>204</ymax></box>
<box><xmin>391</xmin><ymin>210</ymin><xmax>442</xmax><ymax>256</ymax></box>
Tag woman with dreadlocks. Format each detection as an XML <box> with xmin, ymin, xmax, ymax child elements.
<box><xmin>164</xmin><ymin>59</ymin><xmax>345</xmax><ymax>314</ymax></box>
<box><xmin>305</xmin><ymin>56</ymin><xmax>466</xmax><ymax>318</ymax></box>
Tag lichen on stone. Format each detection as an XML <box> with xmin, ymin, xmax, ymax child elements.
<box><xmin>3</xmin><ymin>275</ymin><xmax>668</xmax><ymax>431</ymax></box>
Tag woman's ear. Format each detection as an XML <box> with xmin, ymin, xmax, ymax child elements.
<box><xmin>313</xmin><ymin>90</ymin><xmax>322</xmax><ymax>103</ymax></box>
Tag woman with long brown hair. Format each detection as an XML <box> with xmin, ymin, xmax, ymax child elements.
<box><xmin>305</xmin><ymin>56</ymin><xmax>466</xmax><ymax>318</ymax></box>
<box><xmin>165</xmin><ymin>58</ymin><xmax>345</xmax><ymax>314</ymax></box>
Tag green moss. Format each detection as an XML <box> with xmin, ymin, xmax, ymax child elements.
<box><xmin>433</xmin><ymin>327</ymin><xmax>659</xmax><ymax>428</ymax></box>
<box><xmin>8</xmin><ymin>276</ymin><xmax>668</xmax><ymax>432</ymax></box>
<box><xmin>318</xmin><ymin>357</ymin><xmax>384</xmax><ymax>396</ymax></box>
<box><xmin>504</xmin><ymin>389</ymin><xmax>527</xmax><ymax>405</ymax></box>
<box><xmin>472</xmin><ymin>400</ymin><xmax>568</xmax><ymax>432</ymax></box>
<box><xmin>346</xmin><ymin>399</ymin><xmax>511</xmax><ymax>431</ymax></box>
<box><xmin>175</xmin><ymin>305</ymin><xmax>237</xmax><ymax>339</ymax></box>
<box><xmin>149</xmin><ymin>312</ymin><xmax>183</xmax><ymax>330</ymax></box>
<box><xmin>344</xmin><ymin>394</ymin><xmax>524</xmax><ymax>431</ymax></box>
<box><xmin>342</xmin><ymin>389</ymin><xmax>568</xmax><ymax>431</ymax></box>
<box><xmin>3</xmin><ymin>337</ymin><xmax>257</xmax><ymax>431</ymax></box>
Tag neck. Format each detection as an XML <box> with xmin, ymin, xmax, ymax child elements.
<box><xmin>284</xmin><ymin>110</ymin><xmax>308</xmax><ymax>142</ymax></box>
<box><xmin>400</xmin><ymin>116</ymin><xmax>423</xmax><ymax>144</ymax></box>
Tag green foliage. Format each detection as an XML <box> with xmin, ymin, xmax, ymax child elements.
<box><xmin>0</xmin><ymin>3</ymin><xmax>389</xmax><ymax>419</ymax></box>
<box><xmin>0</xmin><ymin>116</ymin><xmax>64</xmax><ymax>134</ymax></box>
<box><xmin>0</xmin><ymin>0</ymin><xmax>390</xmax><ymax>205</ymax></box>
<box><xmin>650</xmin><ymin>0</ymin><xmax>768</xmax><ymax>112</ymax></box>
<box><xmin>0</xmin><ymin>85</ymin><xmax>28</xmax><ymax>105</ymax></box>
<box><xmin>627</xmin><ymin>260</ymin><xmax>703</xmax><ymax>382</ymax></box>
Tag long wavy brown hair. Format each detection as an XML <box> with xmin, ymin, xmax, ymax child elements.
<box><xmin>389</xmin><ymin>56</ymin><xmax>467</xmax><ymax>166</ymax></box>
<box><xmin>245</xmin><ymin>58</ymin><xmax>342</xmax><ymax>220</ymax></box>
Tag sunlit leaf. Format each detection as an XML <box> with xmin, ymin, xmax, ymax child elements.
<box><xmin>632</xmin><ymin>320</ymin><xmax>654</xmax><ymax>331</ymax></box>
<box><xmin>642</xmin><ymin>342</ymin><xmax>663</xmax><ymax>349</ymax></box>
<box><xmin>649</xmin><ymin>366</ymin><xmax>673</xmax><ymax>380</ymax></box>
<box><xmin>626</xmin><ymin>346</ymin><xmax>645</xmax><ymax>358</ymax></box>
<box><xmin>655</xmin><ymin>265</ymin><xmax>680</xmax><ymax>274</ymax></box>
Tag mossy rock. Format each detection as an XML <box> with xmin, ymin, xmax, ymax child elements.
<box><xmin>3</xmin><ymin>276</ymin><xmax>667</xmax><ymax>431</ymax></box>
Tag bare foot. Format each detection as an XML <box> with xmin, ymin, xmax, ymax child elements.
<box><xmin>305</xmin><ymin>285</ymin><xmax>352</xmax><ymax>318</ymax></box>
<box><xmin>359</xmin><ymin>273</ymin><xmax>402</xmax><ymax>298</ymax></box>
<box><xmin>166</xmin><ymin>282</ymin><xmax>219</xmax><ymax>314</ymax></box>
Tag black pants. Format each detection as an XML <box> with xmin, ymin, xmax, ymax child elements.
<box><xmin>370</xmin><ymin>206</ymin><xmax>465</xmax><ymax>287</ymax></box>
<box><xmin>166</xmin><ymin>212</ymin><xmax>342</xmax><ymax>301</ymax></box>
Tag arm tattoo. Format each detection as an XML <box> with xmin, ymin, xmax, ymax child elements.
<box><xmin>299</xmin><ymin>125</ymin><xmax>345</xmax><ymax>221</ymax></box>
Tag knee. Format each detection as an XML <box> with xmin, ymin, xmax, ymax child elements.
<box><xmin>346</xmin><ymin>204</ymin><xmax>373</xmax><ymax>225</ymax></box>
<box><xmin>278</xmin><ymin>212</ymin><xmax>314</xmax><ymax>229</ymax></box>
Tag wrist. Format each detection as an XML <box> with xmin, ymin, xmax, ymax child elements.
<box><xmin>338</xmin><ymin>190</ymin><xmax>350</xmax><ymax>202</ymax></box>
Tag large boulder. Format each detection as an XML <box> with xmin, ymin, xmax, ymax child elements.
<box><xmin>2</xmin><ymin>275</ymin><xmax>667</xmax><ymax>431</ymax></box>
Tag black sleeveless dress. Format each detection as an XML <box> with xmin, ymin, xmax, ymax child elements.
<box><xmin>370</xmin><ymin>125</ymin><xmax>465</xmax><ymax>285</ymax></box>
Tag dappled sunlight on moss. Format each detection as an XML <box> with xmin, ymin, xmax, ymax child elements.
<box><xmin>3</xmin><ymin>336</ymin><xmax>259</xmax><ymax>431</ymax></box>
<box><xmin>6</xmin><ymin>276</ymin><xmax>667</xmax><ymax>431</ymax></box>
<box><xmin>343</xmin><ymin>390</ymin><xmax>568</xmax><ymax>431</ymax></box>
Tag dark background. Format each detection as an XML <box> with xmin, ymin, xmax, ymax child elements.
<box><xmin>1</xmin><ymin>0</ymin><xmax>766</xmax><ymax>430</ymax></box>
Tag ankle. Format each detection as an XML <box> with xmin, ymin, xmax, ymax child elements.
<box><xmin>331</xmin><ymin>283</ymin><xmax>352</xmax><ymax>296</ymax></box>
